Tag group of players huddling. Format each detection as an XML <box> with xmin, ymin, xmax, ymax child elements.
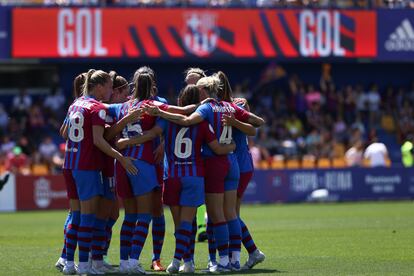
<box><xmin>55</xmin><ymin>66</ymin><xmax>266</xmax><ymax>275</ymax></box>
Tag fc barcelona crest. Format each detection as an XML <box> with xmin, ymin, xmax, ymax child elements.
<box><xmin>183</xmin><ymin>12</ymin><xmax>219</xmax><ymax>57</ymax></box>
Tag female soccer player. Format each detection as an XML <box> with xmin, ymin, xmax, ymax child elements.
<box><xmin>184</xmin><ymin>67</ymin><xmax>209</xmax><ymax>246</ymax></box>
<box><xmin>117</xmin><ymin>84</ymin><xmax>236</xmax><ymax>274</ymax></box>
<box><xmin>63</xmin><ymin>69</ymin><xmax>137</xmax><ymax>275</ymax></box>
<box><xmin>89</xmin><ymin>71</ymin><xmax>132</xmax><ymax>273</ymax></box>
<box><xmin>58</xmin><ymin>73</ymin><xmax>84</xmax><ymax>274</ymax></box>
<box><xmin>145</xmin><ymin>75</ymin><xmax>264</xmax><ymax>272</ymax></box>
<box><xmin>216</xmin><ymin>71</ymin><xmax>266</xmax><ymax>270</ymax></box>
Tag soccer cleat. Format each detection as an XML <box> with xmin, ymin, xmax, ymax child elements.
<box><xmin>55</xmin><ymin>257</ymin><xmax>66</xmax><ymax>272</ymax></box>
<box><xmin>92</xmin><ymin>261</ymin><xmax>114</xmax><ymax>274</ymax></box>
<box><xmin>166</xmin><ymin>259</ymin><xmax>180</xmax><ymax>274</ymax></box>
<box><xmin>151</xmin><ymin>259</ymin><xmax>166</xmax><ymax>271</ymax></box>
<box><xmin>201</xmin><ymin>260</ymin><xmax>218</xmax><ymax>273</ymax></box>
<box><xmin>118</xmin><ymin>262</ymin><xmax>130</xmax><ymax>274</ymax></box>
<box><xmin>214</xmin><ymin>263</ymin><xmax>231</xmax><ymax>273</ymax></box>
<box><xmin>129</xmin><ymin>262</ymin><xmax>147</xmax><ymax>274</ymax></box>
<box><xmin>179</xmin><ymin>260</ymin><xmax>195</xmax><ymax>273</ymax></box>
<box><xmin>231</xmin><ymin>261</ymin><xmax>241</xmax><ymax>271</ymax></box>
<box><xmin>102</xmin><ymin>259</ymin><xmax>114</xmax><ymax>270</ymax></box>
<box><xmin>241</xmin><ymin>249</ymin><xmax>266</xmax><ymax>270</ymax></box>
<box><xmin>62</xmin><ymin>264</ymin><xmax>76</xmax><ymax>275</ymax></box>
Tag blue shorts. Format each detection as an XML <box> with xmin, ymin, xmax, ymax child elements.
<box><xmin>164</xmin><ymin>177</ymin><xmax>204</xmax><ymax>207</ymax></box>
<box><xmin>127</xmin><ymin>159</ymin><xmax>158</xmax><ymax>196</ymax></box>
<box><xmin>72</xmin><ymin>170</ymin><xmax>103</xmax><ymax>201</ymax></box>
<box><xmin>103</xmin><ymin>176</ymin><xmax>116</xmax><ymax>200</ymax></box>
<box><xmin>225</xmin><ymin>154</ymin><xmax>240</xmax><ymax>191</ymax></box>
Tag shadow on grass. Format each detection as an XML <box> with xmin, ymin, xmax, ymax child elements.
<box><xmin>195</xmin><ymin>268</ymin><xmax>285</xmax><ymax>275</ymax></box>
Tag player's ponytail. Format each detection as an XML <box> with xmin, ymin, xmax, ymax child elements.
<box><xmin>109</xmin><ymin>70</ymin><xmax>128</xmax><ymax>90</ymax></box>
<box><xmin>133</xmin><ymin>66</ymin><xmax>157</xmax><ymax>96</ymax></box>
<box><xmin>73</xmin><ymin>72</ymin><xmax>87</xmax><ymax>99</ymax></box>
<box><xmin>215</xmin><ymin>71</ymin><xmax>232</xmax><ymax>102</ymax></box>
<box><xmin>82</xmin><ymin>69</ymin><xmax>110</xmax><ymax>97</ymax></box>
<box><xmin>133</xmin><ymin>73</ymin><xmax>152</xmax><ymax>100</ymax></box>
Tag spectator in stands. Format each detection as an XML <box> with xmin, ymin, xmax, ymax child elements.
<box><xmin>11</xmin><ymin>88</ymin><xmax>32</xmax><ymax>126</ymax></box>
<box><xmin>38</xmin><ymin>136</ymin><xmax>58</xmax><ymax>166</ymax></box>
<box><xmin>367</xmin><ymin>83</ymin><xmax>381</xmax><ymax>127</ymax></box>
<box><xmin>319</xmin><ymin>63</ymin><xmax>335</xmax><ymax>93</ymax></box>
<box><xmin>17</xmin><ymin>136</ymin><xmax>34</xmax><ymax>156</ymax></box>
<box><xmin>6</xmin><ymin>146</ymin><xmax>29</xmax><ymax>174</ymax></box>
<box><xmin>333</xmin><ymin>115</ymin><xmax>347</xmax><ymax>143</ymax></box>
<box><xmin>28</xmin><ymin>105</ymin><xmax>46</xmax><ymax>134</ymax></box>
<box><xmin>345</xmin><ymin>140</ymin><xmax>363</xmax><ymax>167</ymax></box>
<box><xmin>305</xmin><ymin>128</ymin><xmax>321</xmax><ymax>157</ymax></box>
<box><xmin>343</xmin><ymin>85</ymin><xmax>357</xmax><ymax>125</ymax></box>
<box><xmin>285</xmin><ymin>114</ymin><xmax>303</xmax><ymax>138</ymax></box>
<box><xmin>44</xmin><ymin>87</ymin><xmax>65</xmax><ymax>114</ymax></box>
<box><xmin>1</xmin><ymin>135</ymin><xmax>15</xmax><ymax>154</ymax></box>
<box><xmin>363</xmin><ymin>137</ymin><xmax>389</xmax><ymax>167</ymax></box>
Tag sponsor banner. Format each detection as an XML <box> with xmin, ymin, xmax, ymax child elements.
<box><xmin>15</xmin><ymin>175</ymin><xmax>68</xmax><ymax>210</ymax></box>
<box><xmin>0</xmin><ymin>173</ymin><xmax>16</xmax><ymax>212</ymax></box>
<box><xmin>12</xmin><ymin>8</ymin><xmax>376</xmax><ymax>59</ymax></box>
<box><xmin>378</xmin><ymin>10</ymin><xmax>414</xmax><ymax>61</ymax></box>
<box><xmin>243</xmin><ymin>167</ymin><xmax>414</xmax><ymax>203</ymax></box>
<box><xmin>0</xmin><ymin>8</ymin><xmax>10</xmax><ymax>59</ymax></box>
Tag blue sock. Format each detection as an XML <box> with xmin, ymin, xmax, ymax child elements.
<box><xmin>78</xmin><ymin>214</ymin><xmax>95</xmax><ymax>263</ymax></box>
<box><xmin>91</xmin><ymin>218</ymin><xmax>107</xmax><ymax>261</ymax></box>
<box><xmin>239</xmin><ymin>217</ymin><xmax>257</xmax><ymax>254</ymax></box>
<box><xmin>183</xmin><ymin>218</ymin><xmax>197</xmax><ymax>263</ymax></box>
<box><xmin>66</xmin><ymin>211</ymin><xmax>80</xmax><ymax>262</ymax></box>
<box><xmin>213</xmin><ymin>221</ymin><xmax>229</xmax><ymax>259</ymax></box>
<box><xmin>174</xmin><ymin>221</ymin><xmax>192</xmax><ymax>261</ymax></box>
<box><xmin>104</xmin><ymin>218</ymin><xmax>117</xmax><ymax>256</ymax></box>
<box><xmin>130</xmin><ymin>214</ymin><xmax>151</xmax><ymax>260</ymax></box>
<box><xmin>152</xmin><ymin>215</ymin><xmax>165</xmax><ymax>261</ymax></box>
<box><xmin>227</xmin><ymin>219</ymin><xmax>241</xmax><ymax>261</ymax></box>
<box><xmin>120</xmin><ymin>214</ymin><xmax>136</xmax><ymax>261</ymax></box>
<box><xmin>61</xmin><ymin>212</ymin><xmax>72</xmax><ymax>259</ymax></box>
<box><xmin>207</xmin><ymin>219</ymin><xmax>216</xmax><ymax>262</ymax></box>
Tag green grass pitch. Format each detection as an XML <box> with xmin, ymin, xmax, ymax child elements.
<box><xmin>0</xmin><ymin>202</ymin><xmax>413</xmax><ymax>275</ymax></box>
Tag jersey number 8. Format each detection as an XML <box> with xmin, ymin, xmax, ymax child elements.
<box><xmin>68</xmin><ymin>111</ymin><xmax>84</xmax><ymax>142</ymax></box>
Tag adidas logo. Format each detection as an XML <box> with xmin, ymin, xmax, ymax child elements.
<box><xmin>385</xmin><ymin>19</ymin><xmax>414</xmax><ymax>52</ymax></box>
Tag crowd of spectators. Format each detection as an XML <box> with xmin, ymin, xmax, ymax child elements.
<box><xmin>237</xmin><ymin>63</ymin><xmax>411</xmax><ymax>168</ymax></box>
<box><xmin>0</xmin><ymin>63</ymin><xmax>412</xmax><ymax>174</ymax></box>
<box><xmin>0</xmin><ymin>87</ymin><xmax>66</xmax><ymax>175</ymax></box>
<box><xmin>1</xmin><ymin>0</ymin><xmax>414</xmax><ymax>8</ymax></box>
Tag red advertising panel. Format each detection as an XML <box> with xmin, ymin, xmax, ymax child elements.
<box><xmin>12</xmin><ymin>8</ymin><xmax>376</xmax><ymax>59</ymax></box>
<box><xmin>15</xmin><ymin>175</ymin><xmax>68</xmax><ymax>210</ymax></box>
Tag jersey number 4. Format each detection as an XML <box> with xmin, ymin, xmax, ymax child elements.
<box><xmin>219</xmin><ymin>125</ymin><xmax>232</xmax><ymax>144</ymax></box>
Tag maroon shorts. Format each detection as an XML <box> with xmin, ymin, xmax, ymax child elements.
<box><xmin>204</xmin><ymin>156</ymin><xmax>230</xmax><ymax>194</ymax></box>
<box><xmin>63</xmin><ymin>169</ymin><xmax>79</xmax><ymax>200</ymax></box>
<box><xmin>163</xmin><ymin>178</ymin><xmax>180</xmax><ymax>206</ymax></box>
<box><xmin>237</xmin><ymin>171</ymin><xmax>253</xmax><ymax>198</ymax></box>
<box><xmin>115</xmin><ymin>161</ymin><xmax>133</xmax><ymax>199</ymax></box>
<box><xmin>155</xmin><ymin>164</ymin><xmax>164</xmax><ymax>188</ymax></box>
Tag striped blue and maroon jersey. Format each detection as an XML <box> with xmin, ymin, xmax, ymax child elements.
<box><xmin>157</xmin><ymin>119</ymin><xmax>216</xmax><ymax>178</ymax></box>
<box><xmin>101</xmin><ymin>111</ymin><xmax>117</xmax><ymax>178</ymax></box>
<box><xmin>233</xmin><ymin>104</ymin><xmax>254</xmax><ymax>173</ymax></box>
<box><xmin>195</xmin><ymin>101</ymin><xmax>250</xmax><ymax>157</ymax></box>
<box><xmin>118</xmin><ymin>99</ymin><xmax>168</xmax><ymax>164</ymax></box>
<box><xmin>63</xmin><ymin>96</ymin><xmax>107</xmax><ymax>170</ymax></box>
